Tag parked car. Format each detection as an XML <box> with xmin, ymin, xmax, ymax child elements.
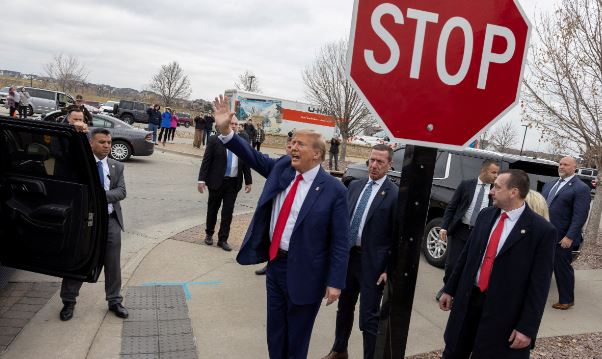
<box><xmin>342</xmin><ymin>147</ymin><xmax>561</xmax><ymax>268</ymax></box>
<box><xmin>576</xmin><ymin>167</ymin><xmax>598</xmax><ymax>196</ymax></box>
<box><xmin>42</xmin><ymin>111</ymin><xmax>154</xmax><ymax>162</ymax></box>
<box><xmin>0</xmin><ymin>86</ymin><xmax>9</xmax><ymax>104</ymax></box>
<box><xmin>112</xmin><ymin>100</ymin><xmax>151</xmax><ymax>125</ymax></box>
<box><xmin>18</xmin><ymin>87</ymin><xmax>76</xmax><ymax>115</ymax></box>
<box><xmin>99</xmin><ymin>101</ymin><xmax>119</xmax><ymax>114</ymax></box>
<box><xmin>0</xmin><ymin>115</ymin><xmax>108</xmax><ymax>283</ymax></box>
<box><xmin>175</xmin><ymin>112</ymin><xmax>192</xmax><ymax>127</ymax></box>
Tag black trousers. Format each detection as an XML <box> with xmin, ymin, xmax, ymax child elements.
<box><xmin>443</xmin><ymin>224</ymin><xmax>471</xmax><ymax>284</ymax></box>
<box><xmin>554</xmin><ymin>245</ymin><xmax>575</xmax><ymax>304</ymax></box>
<box><xmin>205</xmin><ymin>177</ymin><xmax>239</xmax><ymax>243</ymax></box>
<box><xmin>442</xmin><ymin>287</ymin><xmax>486</xmax><ymax>359</ymax></box>
<box><xmin>60</xmin><ymin>216</ymin><xmax>123</xmax><ymax>306</ymax></box>
<box><xmin>253</xmin><ymin>142</ymin><xmax>261</xmax><ymax>151</ymax></box>
<box><xmin>18</xmin><ymin>106</ymin><xmax>29</xmax><ymax>119</ymax></box>
<box><xmin>168</xmin><ymin>127</ymin><xmax>175</xmax><ymax>141</ymax></box>
<box><xmin>332</xmin><ymin>248</ymin><xmax>384</xmax><ymax>359</ymax></box>
<box><xmin>158</xmin><ymin>127</ymin><xmax>169</xmax><ymax>142</ymax></box>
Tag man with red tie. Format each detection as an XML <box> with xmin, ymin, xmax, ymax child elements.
<box><xmin>212</xmin><ymin>95</ymin><xmax>350</xmax><ymax>358</ymax></box>
<box><xmin>439</xmin><ymin>169</ymin><xmax>556</xmax><ymax>359</ymax></box>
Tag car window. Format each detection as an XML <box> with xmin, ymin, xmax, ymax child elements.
<box><xmin>90</xmin><ymin>116</ymin><xmax>115</xmax><ymax>128</ymax></box>
<box><xmin>434</xmin><ymin>151</ymin><xmax>450</xmax><ymax>179</ymax></box>
<box><xmin>32</xmin><ymin>89</ymin><xmax>56</xmax><ymax>100</ymax></box>
<box><xmin>0</xmin><ymin>127</ymin><xmax>83</xmax><ymax>181</ymax></box>
<box><xmin>121</xmin><ymin>101</ymin><xmax>133</xmax><ymax>110</ymax></box>
<box><xmin>391</xmin><ymin>147</ymin><xmax>405</xmax><ymax>172</ymax></box>
<box><xmin>134</xmin><ymin>102</ymin><xmax>145</xmax><ymax>111</ymax></box>
<box><xmin>57</xmin><ymin>93</ymin><xmax>72</xmax><ymax>105</ymax></box>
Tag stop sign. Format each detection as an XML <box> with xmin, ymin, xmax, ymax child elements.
<box><xmin>347</xmin><ymin>0</ymin><xmax>530</xmax><ymax>148</ymax></box>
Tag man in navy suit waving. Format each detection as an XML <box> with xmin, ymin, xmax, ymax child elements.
<box><xmin>322</xmin><ymin>144</ymin><xmax>398</xmax><ymax>359</ymax></box>
<box><xmin>542</xmin><ymin>156</ymin><xmax>591</xmax><ymax>310</ymax></box>
<box><xmin>212</xmin><ymin>95</ymin><xmax>350</xmax><ymax>359</ymax></box>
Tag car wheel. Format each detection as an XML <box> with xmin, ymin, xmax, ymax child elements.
<box><xmin>28</xmin><ymin>105</ymin><xmax>34</xmax><ymax>116</ymax></box>
<box><xmin>110</xmin><ymin>141</ymin><xmax>132</xmax><ymax>162</ymax></box>
<box><xmin>422</xmin><ymin>217</ymin><xmax>447</xmax><ymax>268</ymax></box>
<box><xmin>121</xmin><ymin>114</ymin><xmax>135</xmax><ymax>125</ymax></box>
<box><xmin>184</xmin><ymin>121</ymin><xmax>190</xmax><ymax>128</ymax></box>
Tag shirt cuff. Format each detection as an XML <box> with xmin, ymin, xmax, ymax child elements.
<box><xmin>198</xmin><ymin>181</ymin><xmax>205</xmax><ymax>184</ymax></box>
<box><xmin>218</xmin><ymin>131</ymin><xmax>234</xmax><ymax>143</ymax></box>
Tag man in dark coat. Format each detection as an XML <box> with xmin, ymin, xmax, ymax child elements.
<box><xmin>203</xmin><ymin>113</ymin><xmax>215</xmax><ymax>146</ymax></box>
<box><xmin>439</xmin><ymin>169</ymin><xmax>556</xmax><ymax>359</ymax></box>
<box><xmin>329</xmin><ymin>136</ymin><xmax>341</xmax><ymax>171</ymax></box>
<box><xmin>321</xmin><ymin>144</ymin><xmax>398</xmax><ymax>359</ymax></box>
<box><xmin>193</xmin><ymin>113</ymin><xmax>206</xmax><ymax>148</ymax></box>
<box><xmin>541</xmin><ymin>156</ymin><xmax>591</xmax><ymax>310</ymax></box>
<box><xmin>198</xmin><ymin>116</ymin><xmax>252</xmax><ymax>251</ymax></box>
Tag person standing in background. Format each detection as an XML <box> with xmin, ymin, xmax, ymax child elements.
<box><xmin>253</xmin><ymin>123</ymin><xmax>265</xmax><ymax>151</ymax></box>
<box><xmin>6</xmin><ymin>87</ymin><xmax>19</xmax><ymax>117</ymax></box>
<box><xmin>204</xmin><ymin>112</ymin><xmax>215</xmax><ymax>146</ymax></box>
<box><xmin>329</xmin><ymin>136</ymin><xmax>341</xmax><ymax>171</ymax></box>
<box><xmin>18</xmin><ymin>87</ymin><xmax>31</xmax><ymax>119</ymax></box>
<box><xmin>146</xmin><ymin>104</ymin><xmax>162</xmax><ymax>144</ymax></box>
<box><xmin>159</xmin><ymin>107</ymin><xmax>172</xmax><ymax>146</ymax></box>
<box><xmin>169</xmin><ymin>110</ymin><xmax>178</xmax><ymax>143</ymax></box>
<box><xmin>193</xmin><ymin>112</ymin><xmax>206</xmax><ymax>148</ymax></box>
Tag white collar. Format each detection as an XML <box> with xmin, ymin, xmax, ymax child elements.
<box><xmin>500</xmin><ymin>203</ymin><xmax>526</xmax><ymax>222</ymax></box>
<box><xmin>94</xmin><ymin>155</ymin><xmax>108</xmax><ymax>165</ymax></box>
<box><xmin>368</xmin><ymin>175</ymin><xmax>387</xmax><ymax>187</ymax></box>
<box><xmin>297</xmin><ymin>163</ymin><xmax>321</xmax><ymax>183</ymax></box>
<box><xmin>560</xmin><ymin>174</ymin><xmax>575</xmax><ymax>183</ymax></box>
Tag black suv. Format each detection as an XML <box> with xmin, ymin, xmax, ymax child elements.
<box><xmin>0</xmin><ymin>115</ymin><xmax>108</xmax><ymax>282</ymax></box>
<box><xmin>113</xmin><ymin>100</ymin><xmax>151</xmax><ymax>125</ymax></box>
<box><xmin>342</xmin><ymin>146</ymin><xmax>559</xmax><ymax>268</ymax></box>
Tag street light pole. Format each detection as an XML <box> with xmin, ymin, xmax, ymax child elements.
<box><xmin>520</xmin><ymin>124</ymin><xmax>530</xmax><ymax>156</ymax></box>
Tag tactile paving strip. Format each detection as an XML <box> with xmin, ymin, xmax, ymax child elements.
<box><xmin>120</xmin><ymin>286</ymin><xmax>198</xmax><ymax>358</ymax></box>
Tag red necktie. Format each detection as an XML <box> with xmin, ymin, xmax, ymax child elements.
<box><xmin>269</xmin><ymin>174</ymin><xmax>303</xmax><ymax>261</ymax></box>
<box><xmin>477</xmin><ymin>212</ymin><xmax>509</xmax><ymax>292</ymax></box>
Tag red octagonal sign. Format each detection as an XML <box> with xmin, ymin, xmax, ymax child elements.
<box><xmin>347</xmin><ymin>0</ymin><xmax>531</xmax><ymax>149</ymax></box>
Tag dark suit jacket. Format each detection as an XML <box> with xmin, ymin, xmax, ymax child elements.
<box><xmin>106</xmin><ymin>158</ymin><xmax>126</xmax><ymax>231</ymax></box>
<box><xmin>443</xmin><ymin>205</ymin><xmax>556</xmax><ymax>358</ymax></box>
<box><xmin>225</xmin><ymin>134</ymin><xmax>350</xmax><ymax>305</ymax></box>
<box><xmin>198</xmin><ymin>135</ymin><xmax>252</xmax><ymax>192</ymax></box>
<box><xmin>440</xmin><ymin>179</ymin><xmax>492</xmax><ymax>236</ymax></box>
<box><xmin>348</xmin><ymin>178</ymin><xmax>398</xmax><ymax>285</ymax></box>
<box><xmin>541</xmin><ymin>176</ymin><xmax>590</xmax><ymax>248</ymax></box>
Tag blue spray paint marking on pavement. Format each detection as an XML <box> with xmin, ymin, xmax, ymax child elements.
<box><xmin>141</xmin><ymin>281</ymin><xmax>222</xmax><ymax>300</ymax></box>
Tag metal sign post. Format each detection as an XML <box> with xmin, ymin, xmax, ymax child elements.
<box><xmin>374</xmin><ymin>145</ymin><xmax>437</xmax><ymax>358</ymax></box>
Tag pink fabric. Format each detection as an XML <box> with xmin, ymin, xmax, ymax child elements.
<box><xmin>170</xmin><ymin>115</ymin><xmax>178</xmax><ymax>128</ymax></box>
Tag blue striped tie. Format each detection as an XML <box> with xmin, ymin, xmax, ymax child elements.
<box><xmin>225</xmin><ymin>150</ymin><xmax>233</xmax><ymax>177</ymax></box>
<box><xmin>97</xmin><ymin>161</ymin><xmax>104</xmax><ymax>187</ymax></box>
<box><xmin>349</xmin><ymin>181</ymin><xmax>375</xmax><ymax>245</ymax></box>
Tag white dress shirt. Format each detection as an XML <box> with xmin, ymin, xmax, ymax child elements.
<box><xmin>554</xmin><ymin>174</ymin><xmax>575</xmax><ymax>194</ymax></box>
<box><xmin>352</xmin><ymin>176</ymin><xmax>386</xmax><ymax>246</ymax></box>
<box><xmin>198</xmin><ymin>134</ymin><xmax>239</xmax><ymax>184</ymax></box>
<box><xmin>269</xmin><ymin>164</ymin><xmax>321</xmax><ymax>251</ymax></box>
<box><xmin>462</xmin><ymin>178</ymin><xmax>491</xmax><ymax>225</ymax></box>
<box><xmin>94</xmin><ymin>155</ymin><xmax>113</xmax><ymax>214</ymax></box>
<box><xmin>475</xmin><ymin>203</ymin><xmax>526</xmax><ymax>283</ymax></box>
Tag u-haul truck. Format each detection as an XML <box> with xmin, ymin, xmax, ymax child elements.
<box><xmin>224</xmin><ymin>89</ymin><xmax>336</xmax><ymax>138</ymax></box>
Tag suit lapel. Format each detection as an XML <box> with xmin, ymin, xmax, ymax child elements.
<box><xmin>258</xmin><ymin>165</ymin><xmax>295</xmax><ymax>207</ymax></box>
<box><xmin>108</xmin><ymin>160</ymin><xmax>116</xmax><ymax>189</ymax></box>
<box><xmin>497</xmin><ymin>205</ymin><xmax>533</xmax><ymax>257</ymax></box>
<box><xmin>466</xmin><ymin>179</ymin><xmax>478</xmax><ymax>207</ymax></box>
<box><xmin>364</xmin><ymin>179</ymin><xmax>391</xmax><ymax>224</ymax></box>
<box><xmin>292</xmin><ymin>167</ymin><xmax>326</xmax><ymax>233</ymax></box>
<box><xmin>348</xmin><ymin>179</ymin><xmax>368</xmax><ymax>216</ymax></box>
<box><xmin>550</xmin><ymin>177</ymin><xmax>575</xmax><ymax>204</ymax></box>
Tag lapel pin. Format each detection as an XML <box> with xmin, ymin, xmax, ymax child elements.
<box><xmin>315</xmin><ymin>187</ymin><xmax>320</xmax><ymax>191</ymax></box>
<box><xmin>381</xmin><ymin>191</ymin><xmax>385</xmax><ymax>196</ymax></box>
<box><xmin>521</xmin><ymin>229</ymin><xmax>526</xmax><ymax>234</ymax></box>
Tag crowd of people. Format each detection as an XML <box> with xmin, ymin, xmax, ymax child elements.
<box><xmin>3</xmin><ymin>86</ymin><xmax>31</xmax><ymax>118</ymax></box>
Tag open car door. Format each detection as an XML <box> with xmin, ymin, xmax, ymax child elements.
<box><xmin>0</xmin><ymin>116</ymin><xmax>107</xmax><ymax>282</ymax></box>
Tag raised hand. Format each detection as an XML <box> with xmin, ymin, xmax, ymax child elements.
<box><xmin>212</xmin><ymin>95</ymin><xmax>235</xmax><ymax>135</ymax></box>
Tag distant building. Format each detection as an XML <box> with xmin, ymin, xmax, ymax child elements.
<box><xmin>0</xmin><ymin>70</ymin><xmax>21</xmax><ymax>77</ymax></box>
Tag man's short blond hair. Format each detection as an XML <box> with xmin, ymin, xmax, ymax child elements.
<box><xmin>293</xmin><ymin>129</ymin><xmax>326</xmax><ymax>161</ymax></box>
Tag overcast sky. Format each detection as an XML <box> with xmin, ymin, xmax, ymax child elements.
<box><xmin>1</xmin><ymin>0</ymin><xmax>560</xmax><ymax>150</ymax></box>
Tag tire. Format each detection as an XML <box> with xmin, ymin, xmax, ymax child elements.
<box><xmin>110</xmin><ymin>140</ymin><xmax>132</xmax><ymax>162</ymax></box>
<box><xmin>422</xmin><ymin>217</ymin><xmax>447</xmax><ymax>268</ymax></box>
<box><xmin>28</xmin><ymin>105</ymin><xmax>34</xmax><ymax>116</ymax></box>
<box><xmin>121</xmin><ymin>114</ymin><xmax>135</xmax><ymax>125</ymax></box>
<box><xmin>184</xmin><ymin>121</ymin><xmax>191</xmax><ymax>128</ymax></box>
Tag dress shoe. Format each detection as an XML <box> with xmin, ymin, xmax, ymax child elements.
<box><xmin>321</xmin><ymin>351</ymin><xmax>349</xmax><ymax>359</ymax></box>
<box><xmin>204</xmin><ymin>235</ymin><xmax>213</xmax><ymax>246</ymax></box>
<box><xmin>552</xmin><ymin>302</ymin><xmax>574</xmax><ymax>310</ymax></box>
<box><xmin>255</xmin><ymin>266</ymin><xmax>267</xmax><ymax>275</ymax></box>
<box><xmin>217</xmin><ymin>242</ymin><xmax>232</xmax><ymax>251</ymax></box>
<box><xmin>109</xmin><ymin>303</ymin><xmax>129</xmax><ymax>318</ymax></box>
<box><xmin>60</xmin><ymin>303</ymin><xmax>75</xmax><ymax>321</ymax></box>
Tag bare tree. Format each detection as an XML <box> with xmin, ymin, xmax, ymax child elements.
<box><xmin>235</xmin><ymin>71</ymin><xmax>261</xmax><ymax>93</ymax></box>
<box><xmin>486</xmin><ymin>122</ymin><xmax>518</xmax><ymax>153</ymax></box>
<box><xmin>44</xmin><ymin>54</ymin><xmax>89</xmax><ymax>93</ymax></box>
<box><xmin>523</xmin><ymin>0</ymin><xmax>602</xmax><ymax>244</ymax></box>
<box><xmin>149</xmin><ymin>61</ymin><xmax>192</xmax><ymax>107</ymax></box>
<box><xmin>303</xmin><ymin>40</ymin><xmax>372</xmax><ymax>161</ymax></box>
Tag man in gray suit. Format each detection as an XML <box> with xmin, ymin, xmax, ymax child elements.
<box><xmin>59</xmin><ymin>128</ymin><xmax>129</xmax><ymax>321</ymax></box>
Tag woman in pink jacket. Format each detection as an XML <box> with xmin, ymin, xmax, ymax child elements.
<box><xmin>169</xmin><ymin>110</ymin><xmax>178</xmax><ymax>143</ymax></box>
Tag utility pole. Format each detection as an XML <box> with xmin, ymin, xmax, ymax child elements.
<box><xmin>248</xmin><ymin>75</ymin><xmax>255</xmax><ymax>92</ymax></box>
<box><xmin>519</xmin><ymin>124</ymin><xmax>530</xmax><ymax>156</ymax></box>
